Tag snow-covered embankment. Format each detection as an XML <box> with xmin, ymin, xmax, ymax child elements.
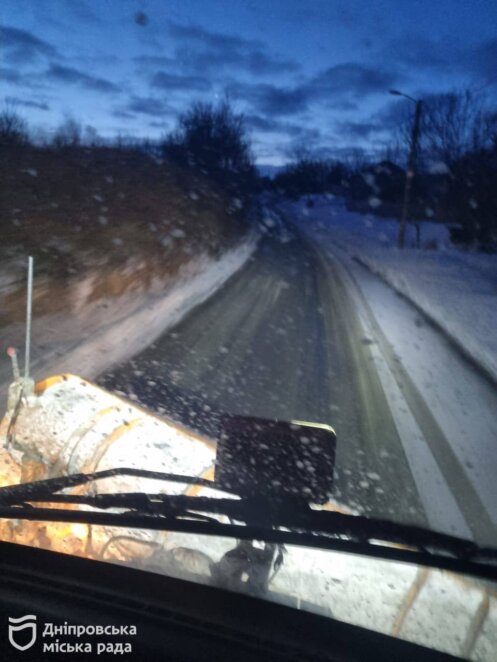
<box><xmin>0</xmin><ymin>233</ymin><xmax>258</xmax><ymax>397</ymax></box>
<box><xmin>287</xmin><ymin>196</ymin><xmax>497</xmax><ymax>385</ymax></box>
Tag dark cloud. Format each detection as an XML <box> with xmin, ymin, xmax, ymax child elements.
<box><xmin>245</xmin><ymin>114</ymin><xmax>321</xmax><ymax>141</ymax></box>
<box><xmin>227</xmin><ymin>62</ymin><xmax>395</xmax><ymax>117</ymax></box>
<box><xmin>252</xmin><ymin>85</ymin><xmax>308</xmax><ymax>115</ymax></box>
<box><xmin>5</xmin><ymin>96</ymin><xmax>50</xmax><ymax>111</ymax></box>
<box><xmin>308</xmin><ymin>63</ymin><xmax>398</xmax><ymax>99</ymax></box>
<box><xmin>227</xmin><ymin>82</ymin><xmax>308</xmax><ymax>115</ymax></box>
<box><xmin>148</xmin><ymin>120</ymin><xmax>171</xmax><ymax>130</ymax></box>
<box><xmin>151</xmin><ymin>71</ymin><xmax>211</xmax><ymax>92</ymax></box>
<box><xmin>288</xmin><ymin>125</ymin><xmax>320</xmax><ymax>141</ymax></box>
<box><xmin>166</xmin><ymin>21</ymin><xmax>298</xmax><ymax>76</ymax></box>
<box><xmin>379</xmin><ymin>33</ymin><xmax>497</xmax><ymax>88</ymax></box>
<box><xmin>46</xmin><ymin>64</ymin><xmax>120</xmax><ymax>94</ymax></box>
<box><xmin>1</xmin><ymin>25</ymin><xmax>58</xmax><ymax>65</ymax></box>
<box><xmin>168</xmin><ymin>21</ymin><xmax>260</xmax><ymax>51</ymax></box>
<box><xmin>245</xmin><ymin>50</ymin><xmax>299</xmax><ymax>76</ymax></box>
<box><xmin>173</xmin><ymin>46</ymin><xmax>298</xmax><ymax>76</ymax></box>
<box><xmin>0</xmin><ymin>67</ymin><xmax>23</xmax><ymax>85</ymax></box>
<box><xmin>0</xmin><ymin>66</ymin><xmax>47</xmax><ymax>91</ymax></box>
<box><xmin>112</xmin><ymin>109</ymin><xmax>136</xmax><ymax>120</ymax></box>
<box><xmin>335</xmin><ymin>120</ymin><xmax>385</xmax><ymax>140</ymax></box>
<box><xmin>245</xmin><ymin>114</ymin><xmax>282</xmax><ymax>132</ymax></box>
<box><xmin>125</xmin><ymin>96</ymin><xmax>173</xmax><ymax>117</ymax></box>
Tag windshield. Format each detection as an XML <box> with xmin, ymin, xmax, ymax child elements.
<box><xmin>1</xmin><ymin>0</ymin><xmax>497</xmax><ymax>659</ymax></box>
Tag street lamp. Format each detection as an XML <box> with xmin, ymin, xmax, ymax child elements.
<box><xmin>389</xmin><ymin>90</ymin><xmax>423</xmax><ymax>249</ymax></box>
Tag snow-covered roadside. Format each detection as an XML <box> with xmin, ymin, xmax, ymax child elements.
<box><xmin>0</xmin><ymin>233</ymin><xmax>258</xmax><ymax>400</ymax></box>
<box><xmin>285</xmin><ymin>196</ymin><xmax>497</xmax><ymax>385</ymax></box>
<box><xmin>282</xmin><ymin>196</ymin><xmax>497</xmax><ymax>540</ymax></box>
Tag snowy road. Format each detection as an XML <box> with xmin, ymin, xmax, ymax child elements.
<box><xmin>100</xmin><ymin>226</ymin><xmax>497</xmax><ymax>546</ymax></box>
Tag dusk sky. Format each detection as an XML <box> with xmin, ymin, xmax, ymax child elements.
<box><xmin>1</xmin><ymin>0</ymin><xmax>497</xmax><ymax>164</ymax></box>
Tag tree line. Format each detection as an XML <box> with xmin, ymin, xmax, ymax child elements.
<box><xmin>266</xmin><ymin>90</ymin><xmax>497</xmax><ymax>250</ymax></box>
<box><xmin>2</xmin><ymin>88</ymin><xmax>497</xmax><ymax>250</ymax></box>
<box><xmin>0</xmin><ymin>101</ymin><xmax>259</xmax><ymax>222</ymax></box>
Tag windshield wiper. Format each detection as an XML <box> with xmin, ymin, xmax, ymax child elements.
<box><xmin>0</xmin><ymin>467</ymin><xmax>225</xmax><ymax>504</ymax></box>
<box><xmin>0</xmin><ymin>468</ymin><xmax>496</xmax><ymax>582</ymax></box>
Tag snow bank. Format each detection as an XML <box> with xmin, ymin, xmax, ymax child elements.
<box><xmin>0</xmin><ymin>233</ymin><xmax>258</xmax><ymax>398</ymax></box>
<box><xmin>286</xmin><ymin>196</ymin><xmax>497</xmax><ymax>385</ymax></box>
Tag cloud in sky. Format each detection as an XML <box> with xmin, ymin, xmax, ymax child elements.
<box><xmin>5</xmin><ymin>96</ymin><xmax>50</xmax><ymax>111</ymax></box>
<box><xmin>378</xmin><ymin>33</ymin><xmax>497</xmax><ymax>86</ymax></box>
<box><xmin>151</xmin><ymin>71</ymin><xmax>211</xmax><ymax>93</ymax></box>
<box><xmin>225</xmin><ymin>62</ymin><xmax>399</xmax><ymax>117</ymax></box>
<box><xmin>134</xmin><ymin>55</ymin><xmax>176</xmax><ymax>67</ymax></box>
<box><xmin>1</xmin><ymin>25</ymin><xmax>58</xmax><ymax>64</ymax></box>
<box><xmin>335</xmin><ymin>119</ymin><xmax>386</xmax><ymax>140</ymax></box>
<box><xmin>46</xmin><ymin>64</ymin><xmax>121</xmax><ymax>94</ymax></box>
<box><xmin>227</xmin><ymin>82</ymin><xmax>309</xmax><ymax>116</ymax></box>
<box><xmin>2</xmin><ymin>0</ymin><xmax>497</xmax><ymax>164</ymax></box>
<box><xmin>308</xmin><ymin>63</ymin><xmax>399</xmax><ymax>99</ymax></box>
<box><xmin>164</xmin><ymin>21</ymin><xmax>299</xmax><ymax>77</ymax></box>
<box><xmin>124</xmin><ymin>96</ymin><xmax>174</xmax><ymax>117</ymax></box>
<box><xmin>245</xmin><ymin>113</ymin><xmax>321</xmax><ymax>140</ymax></box>
<box><xmin>0</xmin><ymin>67</ymin><xmax>24</xmax><ymax>85</ymax></box>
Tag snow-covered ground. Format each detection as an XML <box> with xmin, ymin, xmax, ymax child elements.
<box><xmin>293</xmin><ymin>196</ymin><xmax>497</xmax><ymax>384</ymax></box>
<box><xmin>283</xmin><ymin>196</ymin><xmax>497</xmax><ymax>543</ymax></box>
<box><xmin>0</xmin><ymin>234</ymin><xmax>258</xmax><ymax>404</ymax></box>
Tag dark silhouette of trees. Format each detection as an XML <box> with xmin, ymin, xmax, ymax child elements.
<box><xmin>448</xmin><ymin>143</ymin><xmax>497</xmax><ymax>248</ymax></box>
<box><xmin>0</xmin><ymin>108</ymin><xmax>29</xmax><ymax>149</ymax></box>
<box><xmin>272</xmin><ymin>154</ymin><xmax>348</xmax><ymax>198</ymax></box>
<box><xmin>161</xmin><ymin>101</ymin><xmax>257</xmax><ymax>200</ymax></box>
<box><xmin>384</xmin><ymin>90</ymin><xmax>497</xmax><ymax>249</ymax></box>
<box><xmin>52</xmin><ymin>118</ymin><xmax>83</xmax><ymax>148</ymax></box>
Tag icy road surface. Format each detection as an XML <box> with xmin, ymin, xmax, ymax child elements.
<box><xmin>100</xmin><ymin>221</ymin><xmax>497</xmax><ymax>547</ymax></box>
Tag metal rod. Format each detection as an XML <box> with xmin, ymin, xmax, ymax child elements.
<box><xmin>24</xmin><ymin>256</ymin><xmax>34</xmax><ymax>379</ymax></box>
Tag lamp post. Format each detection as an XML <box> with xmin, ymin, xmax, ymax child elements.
<box><xmin>389</xmin><ymin>90</ymin><xmax>423</xmax><ymax>249</ymax></box>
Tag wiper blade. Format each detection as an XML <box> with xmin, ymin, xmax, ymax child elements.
<box><xmin>5</xmin><ymin>489</ymin><xmax>487</xmax><ymax>553</ymax></box>
<box><xmin>1</xmin><ymin>470</ymin><xmax>496</xmax><ymax>581</ymax></box>
<box><xmin>1</xmin><ymin>500</ymin><xmax>496</xmax><ymax>583</ymax></box>
<box><xmin>0</xmin><ymin>467</ymin><xmax>228</xmax><ymax>506</ymax></box>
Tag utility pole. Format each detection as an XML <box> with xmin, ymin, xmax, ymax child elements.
<box><xmin>389</xmin><ymin>91</ymin><xmax>423</xmax><ymax>249</ymax></box>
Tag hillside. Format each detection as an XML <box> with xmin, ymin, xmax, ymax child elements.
<box><xmin>0</xmin><ymin>144</ymin><xmax>251</xmax><ymax>322</ymax></box>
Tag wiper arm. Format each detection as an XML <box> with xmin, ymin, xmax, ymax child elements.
<box><xmin>1</xmin><ymin>499</ymin><xmax>496</xmax><ymax>582</ymax></box>
<box><xmin>7</xmin><ymin>488</ymin><xmax>488</xmax><ymax>555</ymax></box>
<box><xmin>0</xmin><ymin>467</ymin><xmax>228</xmax><ymax>506</ymax></box>
<box><xmin>1</xmin><ymin>470</ymin><xmax>496</xmax><ymax>581</ymax></box>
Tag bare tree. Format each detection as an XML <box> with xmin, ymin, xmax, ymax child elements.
<box><xmin>52</xmin><ymin>117</ymin><xmax>82</xmax><ymax>148</ymax></box>
<box><xmin>421</xmin><ymin>91</ymin><xmax>484</xmax><ymax>164</ymax></box>
<box><xmin>82</xmin><ymin>124</ymin><xmax>102</xmax><ymax>146</ymax></box>
<box><xmin>162</xmin><ymin>100</ymin><xmax>256</xmax><ymax>197</ymax></box>
<box><xmin>0</xmin><ymin>107</ymin><xmax>29</xmax><ymax>148</ymax></box>
<box><xmin>473</xmin><ymin>108</ymin><xmax>497</xmax><ymax>151</ymax></box>
<box><xmin>379</xmin><ymin>140</ymin><xmax>401</xmax><ymax>165</ymax></box>
<box><xmin>390</xmin><ymin>90</ymin><xmax>489</xmax><ymax>168</ymax></box>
